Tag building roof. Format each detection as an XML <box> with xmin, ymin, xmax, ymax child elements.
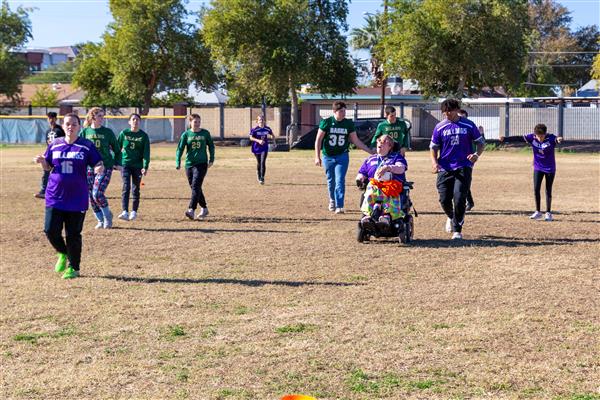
<box><xmin>0</xmin><ymin>83</ymin><xmax>78</xmax><ymax>106</ymax></box>
<box><xmin>48</xmin><ymin>46</ymin><xmax>79</xmax><ymax>58</ymax></box>
<box><xmin>577</xmin><ymin>80</ymin><xmax>598</xmax><ymax>96</ymax></box>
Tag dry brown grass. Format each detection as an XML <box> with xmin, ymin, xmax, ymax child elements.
<box><xmin>1</xmin><ymin>144</ymin><xmax>599</xmax><ymax>400</ymax></box>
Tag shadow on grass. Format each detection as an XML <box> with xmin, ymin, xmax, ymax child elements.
<box><xmin>360</xmin><ymin>234</ymin><xmax>599</xmax><ymax>248</ymax></box>
<box><xmin>96</xmin><ymin>275</ymin><xmax>362</xmax><ymax>287</ymax></box>
<box><xmin>112</xmin><ymin>226</ymin><xmax>300</xmax><ymax>234</ymax></box>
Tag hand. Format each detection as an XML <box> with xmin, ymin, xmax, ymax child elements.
<box><xmin>208</xmin><ymin>162</ymin><xmax>213</xmax><ymax>168</ymax></box>
<box><xmin>467</xmin><ymin>153</ymin><xmax>479</xmax><ymax>163</ymax></box>
<box><xmin>431</xmin><ymin>163</ymin><xmax>441</xmax><ymax>174</ymax></box>
<box><xmin>141</xmin><ymin>168</ymin><xmax>147</xmax><ymax>176</ymax></box>
<box><xmin>258</xmin><ymin>139</ymin><xmax>265</xmax><ymax>146</ymax></box>
<box><xmin>314</xmin><ymin>156</ymin><xmax>321</xmax><ymax>167</ymax></box>
<box><xmin>94</xmin><ymin>164</ymin><xmax>104</xmax><ymax>175</ymax></box>
<box><xmin>556</xmin><ymin>136</ymin><xmax>563</xmax><ymax>144</ymax></box>
<box><xmin>33</xmin><ymin>155</ymin><xmax>45</xmax><ymax>164</ymax></box>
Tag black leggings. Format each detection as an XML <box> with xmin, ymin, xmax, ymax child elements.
<box><xmin>533</xmin><ymin>170</ymin><xmax>555</xmax><ymax>212</ymax></box>
<box><xmin>121</xmin><ymin>166</ymin><xmax>143</xmax><ymax>212</ymax></box>
<box><xmin>186</xmin><ymin>163</ymin><xmax>208</xmax><ymax>210</ymax></box>
<box><xmin>254</xmin><ymin>152</ymin><xmax>268</xmax><ymax>180</ymax></box>
<box><xmin>44</xmin><ymin>207</ymin><xmax>86</xmax><ymax>270</ymax></box>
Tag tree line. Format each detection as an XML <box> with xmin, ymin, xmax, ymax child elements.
<box><xmin>1</xmin><ymin>0</ymin><xmax>599</xmax><ymax>116</ymax></box>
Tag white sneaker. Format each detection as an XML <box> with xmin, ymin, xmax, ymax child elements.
<box><xmin>445</xmin><ymin>218</ymin><xmax>452</xmax><ymax>233</ymax></box>
<box><xmin>196</xmin><ymin>207</ymin><xmax>209</xmax><ymax>219</ymax></box>
<box><xmin>335</xmin><ymin>208</ymin><xmax>345</xmax><ymax>214</ymax></box>
<box><xmin>544</xmin><ymin>212</ymin><xmax>553</xmax><ymax>221</ymax></box>
<box><xmin>452</xmin><ymin>232</ymin><xmax>463</xmax><ymax>240</ymax></box>
<box><xmin>129</xmin><ymin>211</ymin><xmax>137</xmax><ymax>221</ymax></box>
<box><xmin>94</xmin><ymin>221</ymin><xmax>103</xmax><ymax>229</ymax></box>
<box><xmin>328</xmin><ymin>200</ymin><xmax>335</xmax><ymax>211</ymax></box>
<box><xmin>529</xmin><ymin>211</ymin><xmax>543</xmax><ymax>220</ymax></box>
<box><xmin>118</xmin><ymin>211</ymin><xmax>129</xmax><ymax>220</ymax></box>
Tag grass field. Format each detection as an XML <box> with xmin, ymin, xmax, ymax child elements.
<box><xmin>1</xmin><ymin>144</ymin><xmax>599</xmax><ymax>400</ymax></box>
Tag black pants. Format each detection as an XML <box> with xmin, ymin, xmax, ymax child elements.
<box><xmin>466</xmin><ymin>189</ymin><xmax>474</xmax><ymax>207</ymax></box>
<box><xmin>44</xmin><ymin>207</ymin><xmax>86</xmax><ymax>270</ymax></box>
<box><xmin>186</xmin><ymin>163</ymin><xmax>208</xmax><ymax>210</ymax></box>
<box><xmin>436</xmin><ymin>167</ymin><xmax>472</xmax><ymax>233</ymax></box>
<box><xmin>121</xmin><ymin>166</ymin><xmax>143</xmax><ymax>212</ymax></box>
<box><xmin>533</xmin><ymin>170</ymin><xmax>555</xmax><ymax>212</ymax></box>
<box><xmin>40</xmin><ymin>170</ymin><xmax>50</xmax><ymax>193</ymax></box>
<box><xmin>254</xmin><ymin>152</ymin><xmax>268</xmax><ymax>180</ymax></box>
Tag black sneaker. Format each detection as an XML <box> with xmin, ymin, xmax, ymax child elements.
<box><xmin>466</xmin><ymin>203</ymin><xmax>474</xmax><ymax>212</ymax></box>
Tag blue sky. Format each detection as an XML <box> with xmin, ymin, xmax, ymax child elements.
<box><xmin>9</xmin><ymin>0</ymin><xmax>600</xmax><ymax>50</ymax></box>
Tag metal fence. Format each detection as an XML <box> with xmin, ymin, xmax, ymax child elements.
<box><xmin>314</xmin><ymin>99</ymin><xmax>600</xmax><ymax>140</ymax></box>
<box><xmin>0</xmin><ymin>105</ymin><xmax>289</xmax><ymax>144</ymax></box>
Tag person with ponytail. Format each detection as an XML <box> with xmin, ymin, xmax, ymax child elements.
<box><xmin>80</xmin><ymin>107</ymin><xmax>121</xmax><ymax>228</ymax></box>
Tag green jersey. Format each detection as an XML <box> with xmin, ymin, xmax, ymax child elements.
<box><xmin>318</xmin><ymin>117</ymin><xmax>356</xmax><ymax>156</ymax></box>
<box><xmin>176</xmin><ymin>129</ymin><xmax>215</xmax><ymax>168</ymax></box>
<box><xmin>80</xmin><ymin>126</ymin><xmax>121</xmax><ymax>168</ymax></box>
<box><xmin>118</xmin><ymin>128</ymin><xmax>150</xmax><ymax>170</ymax></box>
<box><xmin>371</xmin><ymin>119</ymin><xmax>409</xmax><ymax>148</ymax></box>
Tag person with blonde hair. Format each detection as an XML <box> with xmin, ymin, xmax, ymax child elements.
<box><xmin>80</xmin><ymin>107</ymin><xmax>121</xmax><ymax>228</ymax></box>
<box><xmin>176</xmin><ymin>114</ymin><xmax>215</xmax><ymax>220</ymax></box>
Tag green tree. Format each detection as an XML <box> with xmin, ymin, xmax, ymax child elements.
<box><xmin>516</xmin><ymin>0</ymin><xmax>600</xmax><ymax>96</ymax></box>
<box><xmin>593</xmin><ymin>44</ymin><xmax>600</xmax><ymax>82</ymax></box>
<box><xmin>350</xmin><ymin>14</ymin><xmax>385</xmax><ymax>87</ymax></box>
<box><xmin>30</xmin><ymin>85</ymin><xmax>59</xmax><ymax>107</ymax></box>
<box><xmin>382</xmin><ymin>0</ymin><xmax>528</xmax><ymax>97</ymax></box>
<box><xmin>24</xmin><ymin>60</ymin><xmax>75</xmax><ymax>84</ymax></box>
<box><xmin>73</xmin><ymin>0</ymin><xmax>216</xmax><ymax>113</ymax></box>
<box><xmin>202</xmin><ymin>0</ymin><xmax>357</xmax><ymax>141</ymax></box>
<box><xmin>0</xmin><ymin>1</ymin><xmax>32</xmax><ymax>103</ymax></box>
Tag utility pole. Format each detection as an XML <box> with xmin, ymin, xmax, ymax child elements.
<box><xmin>380</xmin><ymin>0</ymin><xmax>388</xmax><ymax>119</ymax></box>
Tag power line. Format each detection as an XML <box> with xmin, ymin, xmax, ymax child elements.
<box><xmin>529</xmin><ymin>51</ymin><xmax>599</xmax><ymax>54</ymax></box>
<box><xmin>531</xmin><ymin>64</ymin><xmax>593</xmax><ymax>68</ymax></box>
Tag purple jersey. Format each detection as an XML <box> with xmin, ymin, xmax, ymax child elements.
<box><xmin>44</xmin><ymin>137</ymin><xmax>102</xmax><ymax>211</ymax></box>
<box><xmin>524</xmin><ymin>133</ymin><xmax>557</xmax><ymax>173</ymax></box>
<box><xmin>358</xmin><ymin>152</ymin><xmax>408</xmax><ymax>182</ymax></box>
<box><xmin>430</xmin><ymin>117</ymin><xmax>483</xmax><ymax>171</ymax></box>
<box><xmin>250</xmin><ymin>126</ymin><xmax>272</xmax><ymax>154</ymax></box>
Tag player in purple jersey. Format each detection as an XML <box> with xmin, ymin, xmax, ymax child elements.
<box><xmin>356</xmin><ymin>134</ymin><xmax>407</xmax><ymax>229</ymax></box>
<box><xmin>34</xmin><ymin>114</ymin><xmax>104</xmax><ymax>279</ymax></box>
<box><xmin>523</xmin><ymin>124</ymin><xmax>562</xmax><ymax>221</ymax></box>
<box><xmin>430</xmin><ymin>99</ymin><xmax>485</xmax><ymax>240</ymax></box>
<box><xmin>249</xmin><ymin>115</ymin><xmax>275</xmax><ymax>184</ymax></box>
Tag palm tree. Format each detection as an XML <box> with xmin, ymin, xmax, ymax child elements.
<box><xmin>350</xmin><ymin>13</ymin><xmax>385</xmax><ymax>87</ymax></box>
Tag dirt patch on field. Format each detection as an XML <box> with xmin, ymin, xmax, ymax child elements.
<box><xmin>1</xmin><ymin>145</ymin><xmax>599</xmax><ymax>399</ymax></box>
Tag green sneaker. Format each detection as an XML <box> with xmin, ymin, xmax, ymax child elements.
<box><xmin>62</xmin><ymin>267</ymin><xmax>80</xmax><ymax>279</ymax></box>
<box><xmin>54</xmin><ymin>253</ymin><xmax>67</xmax><ymax>273</ymax></box>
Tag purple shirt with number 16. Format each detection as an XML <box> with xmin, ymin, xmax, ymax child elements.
<box><xmin>430</xmin><ymin>117</ymin><xmax>483</xmax><ymax>171</ymax></box>
<box><xmin>44</xmin><ymin>137</ymin><xmax>102</xmax><ymax>212</ymax></box>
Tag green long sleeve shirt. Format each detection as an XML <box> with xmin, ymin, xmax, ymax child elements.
<box><xmin>80</xmin><ymin>126</ymin><xmax>122</xmax><ymax>168</ymax></box>
<box><xmin>175</xmin><ymin>129</ymin><xmax>215</xmax><ymax>168</ymax></box>
<box><xmin>118</xmin><ymin>128</ymin><xmax>150</xmax><ymax>170</ymax></box>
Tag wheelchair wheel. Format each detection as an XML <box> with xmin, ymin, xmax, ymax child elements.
<box><xmin>356</xmin><ymin>222</ymin><xmax>369</xmax><ymax>243</ymax></box>
<box><xmin>399</xmin><ymin>215</ymin><xmax>413</xmax><ymax>244</ymax></box>
<box><xmin>404</xmin><ymin>215</ymin><xmax>414</xmax><ymax>243</ymax></box>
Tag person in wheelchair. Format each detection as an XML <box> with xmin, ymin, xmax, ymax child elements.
<box><xmin>356</xmin><ymin>134</ymin><xmax>407</xmax><ymax>233</ymax></box>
